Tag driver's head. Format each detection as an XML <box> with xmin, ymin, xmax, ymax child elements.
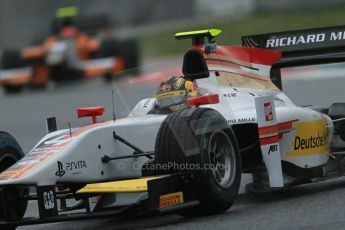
<box><xmin>155</xmin><ymin>76</ymin><xmax>198</xmax><ymax>109</ymax></box>
<box><xmin>59</xmin><ymin>26</ymin><xmax>79</xmax><ymax>38</ymax></box>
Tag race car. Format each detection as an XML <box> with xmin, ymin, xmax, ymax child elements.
<box><xmin>1</xmin><ymin>26</ymin><xmax>345</xmax><ymax>229</ymax></box>
<box><xmin>0</xmin><ymin>7</ymin><xmax>140</xmax><ymax>94</ymax></box>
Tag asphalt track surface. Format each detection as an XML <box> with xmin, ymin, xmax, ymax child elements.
<box><xmin>1</xmin><ymin>63</ymin><xmax>345</xmax><ymax>230</ymax></box>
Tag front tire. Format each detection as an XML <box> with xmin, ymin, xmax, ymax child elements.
<box><xmin>0</xmin><ymin>132</ymin><xmax>27</xmax><ymax>230</ymax></box>
<box><xmin>3</xmin><ymin>85</ymin><xmax>24</xmax><ymax>94</ymax></box>
<box><xmin>154</xmin><ymin>108</ymin><xmax>241</xmax><ymax>216</ymax></box>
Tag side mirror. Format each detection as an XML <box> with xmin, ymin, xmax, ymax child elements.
<box><xmin>77</xmin><ymin>106</ymin><xmax>105</xmax><ymax>124</ymax></box>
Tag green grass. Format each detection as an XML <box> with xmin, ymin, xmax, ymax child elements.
<box><xmin>139</xmin><ymin>5</ymin><xmax>345</xmax><ymax>57</ymax></box>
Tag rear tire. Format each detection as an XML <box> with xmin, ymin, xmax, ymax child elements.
<box><xmin>154</xmin><ymin>108</ymin><xmax>241</xmax><ymax>216</ymax></box>
<box><xmin>119</xmin><ymin>38</ymin><xmax>140</xmax><ymax>75</ymax></box>
<box><xmin>0</xmin><ymin>132</ymin><xmax>27</xmax><ymax>230</ymax></box>
<box><xmin>97</xmin><ymin>38</ymin><xmax>140</xmax><ymax>82</ymax></box>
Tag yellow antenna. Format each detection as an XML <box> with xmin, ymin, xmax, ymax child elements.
<box><xmin>175</xmin><ymin>29</ymin><xmax>222</xmax><ymax>45</ymax></box>
<box><xmin>56</xmin><ymin>6</ymin><xmax>79</xmax><ymax>18</ymax></box>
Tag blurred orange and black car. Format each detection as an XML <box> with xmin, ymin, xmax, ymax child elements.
<box><xmin>0</xmin><ymin>7</ymin><xmax>140</xmax><ymax>93</ymax></box>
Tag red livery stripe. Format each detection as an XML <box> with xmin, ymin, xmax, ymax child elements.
<box><xmin>206</xmin><ymin>60</ymin><xmax>240</xmax><ymax>69</ymax></box>
<box><xmin>259</xmin><ymin>119</ymin><xmax>299</xmax><ymax>144</ymax></box>
<box><xmin>201</xmin><ymin>46</ymin><xmax>282</xmax><ymax>66</ymax></box>
<box><xmin>260</xmin><ymin>135</ymin><xmax>279</xmax><ymax>145</ymax></box>
<box><xmin>259</xmin><ymin>124</ymin><xmax>278</xmax><ymax>136</ymax></box>
<box><xmin>278</xmin><ymin>119</ymin><xmax>299</xmax><ymax>133</ymax></box>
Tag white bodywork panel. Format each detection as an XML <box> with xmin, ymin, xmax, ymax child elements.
<box><xmin>0</xmin><ymin>67</ymin><xmax>32</xmax><ymax>81</ymax></box>
<box><xmin>0</xmin><ymin>115</ymin><xmax>166</xmax><ymax>185</ymax></box>
<box><xmin>78</xmin><ymin>57</ymin><xmax>117</xmax><ymax>71</ymax></box>
<box><xmin>255</xmin><ymin>95</ymin><xmax>284</xmax><ymax>187</ymax></box>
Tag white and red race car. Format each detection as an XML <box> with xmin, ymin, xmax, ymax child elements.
<box><xmin>1</xmin><ymin>26</ymin><xmax>345</xmax><ymax>229</ymax></box>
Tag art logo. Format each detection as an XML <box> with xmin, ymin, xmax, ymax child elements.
<box><xmin>264</xmin><ymin>102</ymin><xmax>273</xmax><ymax>121</ymax></box>
<box><xmin>268</xmin><ymin>144</ymin><xmax>278</xmax><ymax>155</ymax></box>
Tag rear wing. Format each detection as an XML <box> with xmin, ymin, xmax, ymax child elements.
<box><xmin>242</xmin><ymin>25</ymin><xmax>345</xmax><ymax>89</ymax></box>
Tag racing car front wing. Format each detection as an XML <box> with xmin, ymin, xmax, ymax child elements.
<box><xmin>0</xmin><ymin>173</ymin><xmax>199</xmax><ymax>228</ymax></box>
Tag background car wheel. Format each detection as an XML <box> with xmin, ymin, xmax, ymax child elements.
<box><xmin>97</xmin><ymin>37</ymin><xmax>140</xmax><ymax>82</ymax></box>
<box><xmin>103</xmin><ymin>73</ymin><xmax>113</xmax><ymax>82</ymax></box>
<box><xmin>0</xmin><ymin>132</ymin><xmax>28</xmax><ymax>230</ymax></box>
<box><xmin>119</xmin><ymin>38</ymin><xmax>140</xmax><ymax>75</ymax></box>
<box><xmin>1</xmin><ymin>50</ymin><xmax>25</xmax><ymax>70</ymax></box>
<box><xmin>50</xmin><ymin>64</ymin><xmax>83</xmax><ymax>83</ymax></box>
<box><xmin>95</xmin><ymin>39</ymin><xmax>121</xmax><ymax>82</ymax></box>
<box><xmin>3</xmin><ymin>85</ymin><xmax>24</xmax><ymax>94</ymax></box>
<box><xmin>154</xmin><ymin>108</ymin><xmax>242</xmax><ymax>216</ymax></box>
<box><xmin>1</xmin><ymin>49</ymin><xmax>26</xmax><ymax>94</ymax></box>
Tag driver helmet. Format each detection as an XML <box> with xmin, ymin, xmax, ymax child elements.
<box><xmin>155</xmin><ymin>76</ymin><xmax>198</xmax><ymax>109</ymax></box>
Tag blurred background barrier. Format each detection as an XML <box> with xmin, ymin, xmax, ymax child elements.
<box><xmin>255</xmin><ymin>0</ymin><xmax>345</xmax><ymax>11</ymax></box>
<box><xmin>1</xmin><ymin>0</ymin><xmax>345</xmax><ymax>55</ymax></box>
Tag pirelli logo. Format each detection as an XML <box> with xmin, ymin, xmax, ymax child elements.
<box><xmin>159</xmin><ymin>192</ymin><xmax>184</xmax><ymax>208</ymax></box>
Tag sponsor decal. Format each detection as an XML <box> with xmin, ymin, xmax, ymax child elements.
<box><xmin>286</xmin><ymin>120</ymin><xmax>329</xmax><ymax>157</ymax></box>
<box><xmin>228</xmin><ymin>117</ymin><xmax>255</xmax><ymax>124</ymax></box>
<box><xmin>43</xmin><ymin>191</ymin><xmax>55</xmax><ymax>209</ymax></box>
<box><xmin>264</xmin><ymin>102</ymin><xmax>273</xmax><ymax>121</ymax></box>
<box><xmin>264</xmin><ymin>30</ymin><xmax>345</xmax><ymax>50</ymax></box>
<box><xmin>37</xmin><ymin>186</ymin><xmax>58</xmax><ymax>218</ymax></box>
<box><xmin>55</xmin><ymin>160</ymin><xmax>87</xmax><ymax>177</ymax></box>
<box><xmin>273</xmin><ymin>97</ymin><xmax>284</xmax><ymax>103</ymax></box>
<box><xmin>266</xmin><ymin>34</ymin><xmax>326</xmax><ymax>48</ymax></box>
<box><xmin>159</xmin><ymin>192</ymin><xmax>184</xmax><ymax>208</ymax></box>
<box><xmin>204</xmin><ymin>43</ymin><xmax>217</xmax><ymax>53</ymax></box>
<box><xmin>55</xmin><ymin>161</ymin><xmax>66</xmax><ymax>177</ymax></box>
<box><xmin>223</xmin><ymin>93</ymin><xmax>237</xmax><ymax>98</ymax></box>
<box><xmin>293</xmin><ymin>132</ymin><xmax>327</xmax><ymax>150</ymax></box>
<box><xmin>156</xmin><ymin>90</ymin><xmax>186</xmax><ymax>100</ymax></box>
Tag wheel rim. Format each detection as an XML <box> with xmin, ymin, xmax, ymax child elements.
<box><xmin>208</xmin><ymin>130</ymin><xmax>236</xmax><ymax>189</ymax></box>
<box><xmin>0</xmin><ymin>153</ymin><xmax>18</xmax><ymax>173</ymax></box>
